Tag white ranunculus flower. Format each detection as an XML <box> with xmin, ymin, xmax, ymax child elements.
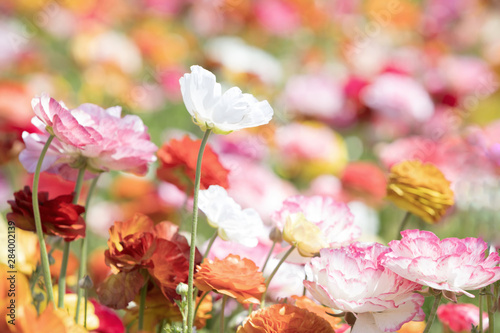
<box><xmin>179</xmin><ymin>65</ymin><xmax>274</xmax><ymax>134</ymax></box>
<box><xmin>198</xmin><ymin>185</ymin><xmax>264</xmax><ymax>247</ymax></box>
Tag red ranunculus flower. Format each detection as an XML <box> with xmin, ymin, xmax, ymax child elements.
<box><xmin>7</xmin><ymin>186</ymin><xmax>85</xmax><ymax>241</ymax></box>
<box><xmin>156</xmin><ymin>135</ymin><xmax>229</xmax><ymax>192</ymax></box>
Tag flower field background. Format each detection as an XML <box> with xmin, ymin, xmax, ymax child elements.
<box><xmin>1</xmin><ymin>0</ymin><xmax>500</xmax><ymax>332</ymax></box>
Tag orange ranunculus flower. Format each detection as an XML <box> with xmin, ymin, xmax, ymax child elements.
<box><xmin>7</xmin><ymin>186</ymin><xmax>86</xmax><ymax>241</ymax></box>
<box><xmin>123</xmin><ymin>285</ymin><xmax>212</xmax><ymax>332</ymax></box>
<box><xmin>386</xmin><ymin>160</ymin><xmax>454</xmax><ymax>223</ymax></box>
<box><xmin>12</xmin><ymin>304</ymin><xmax>70</xmax><ymax>333</ymax></box>
<box><xmin>101</xmin><ymin>213</ymin><xmax>198</xmax><ymax>307</ymax></box>
<box><xmin>237</xmin><ymin>303</ymin><xmax>335</xmax><ymax>333</ymax></box>
<box><xmin>291</xmin><ymin>295</ymin><xmax>343</xmax><ymax>331</ymax></box>
<box><xmin>194</xmin><ymin>255</ymin><xmax>265</xmax><ymax>305</ymax></box>
<box><xmin>147</xmin><ymin>237</ymin><xmax>199</xmax><ymax>301</ymax></box>
<box><xmin>105</xmin><ymin>213</ymin><xmax>159</xmax><ymax>272</ymax></box>
<box><xmin>156</xmin><ymin>135</ymin><xmax>229</xmax><ymax>193</ymax></box>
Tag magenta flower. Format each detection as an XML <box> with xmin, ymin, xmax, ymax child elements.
<box><xmin>381</xmin><ymin>229</ymin><xmax>500</xmax><ymax>297</ymax></box>
<box><xmin>272</xmin><ymin>195</ymin><xmax>361</xmax><ymax>248</ymax></box>
<box><xmin>20</xmin><ymin>94</ymin><xmax>157</xmax><ymax>179</ymax></box>
<box><xmin>304</xmin><ymin>243</ymin><xmax>425</xmax><ymax>333</ymax></box>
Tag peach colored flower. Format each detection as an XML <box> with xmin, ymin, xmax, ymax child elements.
<box><xmin>397</xmin><ymin>321</ymin><xmax>426</xmax><ymax>333</ymax></box>
<box><xmin>237</xmin><ymin>303</ymin><xmax>335</xmax><ymax>333</ymax></box>
<box><xmin>194</xmin><ymin>254</ymin><xmax>265</xmax><ymax>304</ymax></box>
<box><xmin>386</xmin><ymin>160</ymin><xmax>454</xmax><ymax>223</ymax></box>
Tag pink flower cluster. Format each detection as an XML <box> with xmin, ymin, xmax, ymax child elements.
<box><xmin>304</xmin><ymin>243</ymin><xmax>425</xmax><ymax>333</ymax></box>
<box><xmin>301</xmin><ymin>229</ymin><xmax>500</xmax><ymax>332</ymax></box>
<box><xmin>20</xmin><ymin>94</ymin><xmax>158</xmax><ymax>179</ymax></box>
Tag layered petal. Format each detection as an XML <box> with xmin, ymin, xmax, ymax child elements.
<box><xmin>382</xmin><ymin>229</ymin><xmax>500</xmax><ymax>296</ymax></box>
<box><xmin>198</xmin><ymin>185</ymin><xmax>264</xmax><ymax>247</ymax></box>
<box><xmin>179</xmin><ymin>65</ymin><xmax>273</xmax><ymax>134</ymax></box>
<box><xmin>305</xmin><ymin>243</ymin><xmax>425</xmax><ymax>332</ymax></box>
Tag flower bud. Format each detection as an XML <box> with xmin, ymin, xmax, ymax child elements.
<box><xmin>269</xmin><ymin>226</ymin><xmax>282</xmax><ymax>243</ymax></box>
<box><xmin>79</xmin><ymin>275</ymin><xmax>94</xmax><ymax>289</ymax></box>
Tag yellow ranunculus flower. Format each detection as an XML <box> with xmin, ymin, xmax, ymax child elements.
<box><xmin>282</xmin><ymin>213</ymin><xmax>328</xmax><ymax>257</ymax></box>
<box><xmin>49</xmin><ymin>291</ymin><xmax>100</xmax><ymax>331</ymax></box>
<box><xmin>387</xmin><ymin>160</ymin><xmax>454</xmax><ymax>223</ymax></box>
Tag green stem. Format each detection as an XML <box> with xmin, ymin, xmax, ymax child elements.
<box><xmin>487</xmin><ymin>289</ymin><xmax>494</xmax><ymax>333</ymax></box>
<box><xmin>57</xmin><ymin>242</ymin><xmax>70</xmax><ymax>308</ymax></box>
<box><xmin>138</xmin><ymin>279</ymin><xmax>149</xmax><ymax>331</ymax></box>
<box><xmin>203</xmin><ymin>231</ymin><xmax>218</xmax><ymax>260</ymax></box>
<box><xmin>194</xmin><ymin>291</ymin><xmax>209</xmax><ymax>319</ymax></box>
<box><xmin>261</xmin><ymin>246</ymin><xmax>296</xmax><ymax>307</ymax></box>
<box><xmin>75</xmin><ymin>175</ymin><xmax>100</xmax><ymax>323</ymax></box>
<box><xmin>260</xmin><ymin>240</ymin><xmax>277</xmax><ymax>273</ymax></box>
<box><xmin>58</xmin><ymin>167</ymin><xmax>86</xmax><ymax>308</ymax></box>
<box><xmin>84</xmin><ymin>288</ymin><xmax>88</xmax><ymax>328</ymax></box>
<box><xmin>220</xmin><ymin>295</ymin><xmax>227</xmax><ymax>333</ymax></box>
<box><xmin>423</xmin><ymin>292</ymin><xmax>442</xmax><ymax>333</ymax></box>
<box><xmin>479</xmin><ymin>289</ymin><xmax>484</xmax><ymax>333</ymax></box>
<box><xmin>186</xmin><ymin>130</ymin><xmax>212</xmax><ymax>333</ymax></box>
<box><xmin>32</xmin><ymin>135</ymin><xmax>55</xmax><ymax>305</ymax></box>
<box><xmin>397</xmin><ymin>212</ymin><xmax>411</xmax><ymax>240</ymax></box>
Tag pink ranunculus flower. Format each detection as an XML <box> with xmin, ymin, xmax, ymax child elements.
<box><xmin>20</xmin><ymin>94</ymin><xmax>157</xmax><ymax>179</ymax></box>
<box><xmin>304</xmin><ymin>243</ymin><xmax>425</xmax><ymax>333</ymax></box>
<box><xmin>272</xmin><ymin>195</ymin><xmax>361</xmax><ymax>248</ymax></box>
<box><xmin>437</xmin><ymin>303</ymin><xmax>488</xmax><ymax>332</ymax></box>
<box><xmin>381</xmin><ymin>229</ymin><xmax>500</xmax><ymax>297</ymax></box>
<box><xmin>468</xmin><ymin>120</ymin><xmax>500</xmax><ymax>169</ymax></box>
<box><xmin>282</xmin><ymin>74</ymin><xmax>344</xmax><ymax>122</ymax></box>
<box><xmin>361</xmin><ymin>73</ymin><xmax>434</xmax><ymax>124</ymax></box>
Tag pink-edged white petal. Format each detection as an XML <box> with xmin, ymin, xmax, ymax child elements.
<box><xmin>305</xmin><ymin>243</ymin><xmax>425</xmax><ymax>332</ymax></box>
<box><xmin>381</xmin><ymin>229</ymin><xmax>500</xmax><ymax>296</ymax></box>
